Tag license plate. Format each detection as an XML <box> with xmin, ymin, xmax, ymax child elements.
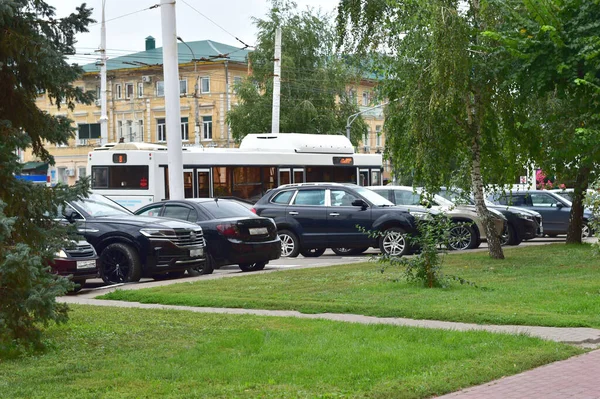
<box><xmin>190</xmin><ymin>248</ymin><xmax>203</xmax><ymax>257</ymax></box>
<box><xmin>76</xmin><ymin>260</ymin><xmax>96</xmax><ymax>270</ymax></box>
<box><xmin>249</xmin><ymin>227</ymin><xmax>268</xmax><ymax>235</ymax></box>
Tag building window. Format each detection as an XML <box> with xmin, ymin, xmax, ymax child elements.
<box><xmin>348</xmin><ymin>89</ymin><xmax>356</xmax><ymax>104</ymax></box>
<box><xmin>77</xmin><ymin>123</ymin><xmax>101</xmax><ymax>143</ymax></box>
<box><xmin>363</xmin><ymin>131</ymin><xmax>370</xmax><ymax>148</ymax></box>
<box><xmin>201</xmin><ymin>77</ymin><xmax>210</xmax><ymax>93</ymax></box>
<box><xmin>181</xmin><ymin>117</ymin><xmax>189</xmax><ymax>141</ymax></box>
<box><xmin>202</xmin><ymin>116</ymin><xmax>212</xmax><ymax>140</ymax></box>
<box><xmin>376</xmin><ymin>125</ymin><xmax>382</xmax><ymax>147</ymax></box>
<box><xmin>138</xmin><ymin>120</ymin><xmax>144</xmax><ymax>142</ymax></box>
<box><xmin>137</xmin><ymin>82</ymin><xmax>144</xmax><ymax>98</ymax></box>
<box><xmin>179</xmin><ymin>80</ymin><xmax>187</xmax><ymax>95</ymax></box>
<box><xmin>157</xmin><ymin>81</ymin><xmax>165</xmax><ymax>97</ymax></box>
<box><xmin>95</xmin><ymin>86</ymin><xmax>101</xmax><ymax>100</ymax></box>
<box><xmin>233</xmin><ymin>76</ymin><xmax>242</xmax><ymax>93</ymax></box>
<box><xmin>157</xmin><ymin>118</ymin><xmax>166</xmax><ymax>142</ymax></box>
<box><xmin>362</xmin><ymin>91</ymin><xmax>370</xmax><ymax>106</ymax></box>
<box><xmin>78</xmin><ymin>167</ymin><xmax>86</xmax><ymax>180</ymax></box>
<box><xmin>125</xmin><ymin>83</ymin><xmax>134</xmax><ymax>99</ymax></box>
<box><xmin>115</xmin><ymin>83</ymin><xmax>122</xmax><ymax>99</ymax></box>
<box><xmin>117</xmin><ymin>120</ymin><xmax>123</xmax><ymax>140</ymax></box>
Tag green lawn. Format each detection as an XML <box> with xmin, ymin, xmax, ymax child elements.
<box><xmin>0</xmin><ymin>305</ymin><xmax>582</xmax><ymax>399</ymax></box>
<box><xmin>101</xmin><ymin>244</ymin><xmax>600</xmax><ymax>328</ymax></box>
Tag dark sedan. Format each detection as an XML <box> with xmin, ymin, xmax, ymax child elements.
<box><xmin>50</xmin><ymin>240</ymin><xmax>98</xmax><ymax>293</ymax></box>
<box><xmin>135</xmin><ymin>199</ymin><xmax>281</xmax><ymax>272</ymax></box>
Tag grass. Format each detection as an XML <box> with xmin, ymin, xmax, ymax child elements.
<box><xmin>0</xmin><ymin>305</ymin><xmax>582</xmax><ymax>399</ymax></box>
<box><xmin>101</xmin><ymin>244</ymin><xmax>600</xmax><ymax>328</ymax></box>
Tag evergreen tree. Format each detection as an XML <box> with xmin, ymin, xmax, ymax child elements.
<box><xmin>227</xmin><ymin>0</ymin><xmax>368</xmax><ymax>144</ymax></box>
<box><xmin>0</xmin><ymin>0</ymin><xmax>93</xmax><ymax>353</ymax></box>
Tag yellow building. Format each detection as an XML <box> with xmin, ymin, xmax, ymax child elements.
<box><xmin>30</xmin><ymin>37</ymin><xmax>391</xmax><ymax>185</ymax></box>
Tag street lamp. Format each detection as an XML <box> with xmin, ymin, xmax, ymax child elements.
<box><xmin>177</xmin><ymin>36</ymin><xmax>201</xmax><ymax>147</ymax></box>
<box><xmin>346</xmin><ymin>101</ymin><xmax>390</xmax><ymax>142</ymax></box>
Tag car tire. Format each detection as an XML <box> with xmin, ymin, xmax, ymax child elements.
<box><xmin>99</xmin><ymin>242</ymin><xmax>142</xmax><ymax>284</ymax></box>
<box><xmin>582</xmin><ymin>223</ymin><xmax>591</xmax><ymax>239</ymax></box>
<box><xmin>300</xmin><ymin>248</ymin><xmax>326</xmax><ymax>257</ymax></box>
<box><xmin>501</xmin><ymin>224</ymin><xmax>521</xmax><ymax>246</ymax></box>
<box><xmin>331</xmin><ymin>247</ymin><xmax>369</xmax><ymax>256</ymax></box>
<box><xmin>187</xmin><ymin>253</ymin><xmax>215</xmax><ymax>276</ymax></box>
<box><xmin>239</xmin><ymin>262</ymin><xmax>266</xmax><ymax>272</ymax></box>
<box><xmin>278</xmin><ymin>229</ymin><xmax>300</xmax><ymax>258</ymax></box>
<box><xmin>448</xmin><ymin>223</ymin><xmax>477</xmax><ymax>251</ymax></box>
<box><xmin>379</xmin><ymin>227</ymin><xmax>409</xmax><ymax>256</ymax></box>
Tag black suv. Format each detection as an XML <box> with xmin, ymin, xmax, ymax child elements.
<box><xmin>252</xmin><ymin>183</ymin><xmax>419</xmax><ymax>257</ymax></box>
<box><xmin>62</xmin><ymin>194</ymin><xmax>207</xmax><ymax>284</ymax></box>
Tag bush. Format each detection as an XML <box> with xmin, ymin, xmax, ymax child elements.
<box><xmin>585</xmin><ymin>180</ymin><xmax>600</xmax><ymax>254</ymax></box>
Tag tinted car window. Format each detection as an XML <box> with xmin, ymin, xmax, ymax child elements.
<box><xmin>73</xmin><ymin>195</ymin><xmax>132</xmax><ymax>217</ymax></box>
<box><xmin>330</xmin><ymin>189</ymin><xmax>359</xmax><ymax>206</ymax></box>
<box><xmin>497</xmin><ymin>194</ymin><xmax>526</xmax><ymax>206</ymax></box>
<box><xmin>292</xmin><ymin>189</ymin><xmax>326</xmax><ymax>206</ymax></box>
<box><xmin>395</xmin><ymin>190</ymin><xmax>421</xmax><ymax>206</ymax></box>
<box><xmin>199</xmin><ymin>201</ymin><xmax>255</xmax><ymax>219</ymax></box>
<box><xmin>163</xmin><ymin>205</ymin><xmax>195</xmax><ymax>221</ymax></box>
<box><xmin>271</xmin><ymin>190</ymin><xmax>295</xmax><ymax>205</ymax></box>
<box><xmin>530</xmin><ymin>193</ymin><xmax>561</xmax><ymax>207</ymax></box>
<box><xmin>137</xmin><ymin>204</ymin><xmax>163</xmax><ymax>217</ymax></box>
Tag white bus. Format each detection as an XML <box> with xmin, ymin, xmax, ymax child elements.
<box><xmin>88</xmin><ymin>133</ymin><xmax>383</xmax><ymax>210</ymax></box>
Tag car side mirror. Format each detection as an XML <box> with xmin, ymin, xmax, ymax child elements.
<box><xmin>556</xmin><ymin>202</ymin><xmax>564</xmax><ymax>209</ymax></box>
<box><xmin>352</xmin><ymin>199</ymin><xmax>368</xmax><ymax>209</ymax></box>
<box><xmin>62</xmin><ymin>208</ymin><xmax>78</xmax><ymax>223</ymax></box>
<box><xmin>420</xmin><ymin>199</ymin><xmax>432</xmax><ymax>209</ymax></box>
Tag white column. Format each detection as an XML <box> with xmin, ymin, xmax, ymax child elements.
<box><xmin>99</xmin><ymin>0</ymin><xmax>108</xmax><ymax>145</ymax></box>
<box><xmin>271</xmin><ymin>27</ymin><xmax>282</xmax><ymax>134</ymax></box>
<box><xmin>160</xmin><ymin>0</ymin><xmax>184</xmax><ymax>199</ymax></box>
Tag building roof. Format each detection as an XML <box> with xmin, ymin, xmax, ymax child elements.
<box><xmin>82</xmin><ymin>40</ymin><xmax>251</xmax><ymax>73</ymax></box>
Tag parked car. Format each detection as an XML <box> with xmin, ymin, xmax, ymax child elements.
<box><xmin>50</xmin><ymin>240</ymin><xmax>98</xmax><ymax>293</ymax></box>
<box><xmin>488</xmin><ymin>190</ymin><xmax>594</xmax><ymax>238</ymax></box>
<box><xmin>252</xmin><ymin>183</ymin><xmax>419</xmax><ymax>257</ymax></box>
<box><xmin>369</xmin><ymin>186</ymin><xmax>506</xmax><ymax>250</ymax></box>
<box><xmin>437</xmin><ymin>188</ymin><xmax>543</xmax><ymax>245</ymax></box>
<box><xmin>135</xmin><ymin>198</ymin><xmax>280</xmax><ymax>272</ymax></box>
<box><xmin>61</xmin><ymin>194</ymin><xmax>207</xmax><ymax>284</ymax></box>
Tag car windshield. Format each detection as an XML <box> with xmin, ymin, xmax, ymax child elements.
<box><xmin>199</xmin><ymin>200</ymin><xmax>255</xmax><ymax>219</ymax></box>
<box><xmin>353</xmin><ymin>186</ymin><xmax>394</xmax><ymax>206</ymax></box>
<box><xmin>73</xmin><ymin>194</ymin><xmax>132</xmax><ymax>217</ymax></box>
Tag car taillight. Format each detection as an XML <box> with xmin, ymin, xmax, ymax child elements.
<box><xmin>250</xmin><ymin>208</ymin><xmax>257</xmax><ymax>214</ymax></box>
<box><xmin>216</xmin><ymin>223</ymin><xmax>240</xmax><ymax>237</ymax></box>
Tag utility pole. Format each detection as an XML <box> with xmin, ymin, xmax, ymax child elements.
<box><xmin>177</xmin><ymin>37</ymin><xmax>200</xmax><ymax>147</ymax></box>
<box><xmin>98</xmin><ymin>0</ymin><xmax>108</xmax><ymax>145</ymax></box>
<box><xmin>161</xmin><ymin>0</ymin><xmax>184</xmax><ymax>200</ymax></box>
<box><xmin>225</xmin><ymin>60</ymin><xmax>231</xmax><ymax>147</ymax></box>
<box><xmin>271</xmin><ymin>27</ymin><xmax>282</xmax><ymax>134</ymax></box>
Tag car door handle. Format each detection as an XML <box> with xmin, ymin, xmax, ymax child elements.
<box><xmin>329</xmin><ymin>212</ymin><xmax>340</xmax><ymax>216</ymax></box>
<box><xmin>288</xmin><ymin>211</ymin><xmax>299</xmax><ymax>215</ymax></box>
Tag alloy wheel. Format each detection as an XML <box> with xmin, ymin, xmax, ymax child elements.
<box><xmin>279</xmin><ymin>233</ymin><xmax>296</xmax><ymax>257</ymax></box>
<box><xmin>101</xmin><ymin>248</ymin><xmax>130</xmax><ymax>283</ymax></box>
<box><xmin>382</xmin><ymin>230</ymin><xmax>406</xmax><ymax>256</ymax></box>
<box><xmin>449</xmin><ymin>225</ymin><xmax>472</xmax><ymax>250</ymax></box>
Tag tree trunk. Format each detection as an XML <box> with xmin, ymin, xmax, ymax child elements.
<box><xmin>566</xmin><ymin>167</ymin><xmax>590</xmax><ymax>244</ymax></box>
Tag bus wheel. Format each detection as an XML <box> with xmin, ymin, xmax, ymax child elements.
<box><xmin>100</xmin><ymin>243</ymin><xmax>142</xmax><ymax>284</ymax></box>
<box><xmin>278</xmin><ymin>229</ymin><xmax>300</xmax><ymax>258</ymax></box>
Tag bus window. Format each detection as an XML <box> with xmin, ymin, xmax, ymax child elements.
<box><xmin>263</xmin><ymin>167</ymin><xmax>277</xmax><ymax>191</ymax></box>
<box><xmin>183</xmin><ymin>171</ymin><xmax>193</xmax><ymax>198</ymax></box>
<box><xmin>197</xmin><ymin>171</ymin><xmax>210</xmax><ymax>198</ymax></box>
<box><xmin>213</xmin><ymin>166</ymin><xmax>232</xmax><ymax>197</ymax></box>
<box><xmin>91</xmin><ymin>166</ymin><xmax>148</xmax><ymax>190</ymax></box>
<box><xmin>233</xmin><ymin>167</ymin><xmax>262</xmax><ymax>200</ymax></box>
<box><xmin>371</xmin><ymin>170</ymin><xmax>381</xmax><ymax>186</ymax></box>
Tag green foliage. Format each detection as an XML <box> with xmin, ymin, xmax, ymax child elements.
<box><xmin>227</xmin><ymin>0</ymin><xmax>368</xmax><ymax>145</ymax></box>
<box><xmin>378</xmin><ymin>215</ymin><xmax>478</xmax><ymax>288</ymax></box>
<box><xmin>585</xmin><ymin>180</ymin><xmax>600</xmax><ymax>255</ymax></box>
<box><xmin>0</xmin><ymin>0</ymin><xmax>93</xmax><ymax>353</ymax></box>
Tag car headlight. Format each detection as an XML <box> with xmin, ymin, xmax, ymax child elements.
<box><xmin>409</xmin><ymin>211</ymin><xmax>431</xmax><ymax>220</ymax></box>
<box><xmin>139</xmin><ymin>228</ymin><xmax>176</xmax><ymax>238</ymax></box>
<box><xmin>516</xmin><ymin>212</ymin><xmax>534</xmax><ymax>220</ymax></box>
<box><xmin>55</xmin><ymin>249</ymin><xmax>68</xmax><ymax>258</ymax></box>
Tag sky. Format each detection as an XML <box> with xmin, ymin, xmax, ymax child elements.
<box><xmin>47</xmin><ymin>0</ymin><xmax>340</xmax><ymax>66</ymax></box>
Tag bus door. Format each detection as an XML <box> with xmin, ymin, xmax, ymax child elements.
<box><xmin>183</xmin><ymin>169</ymin><xmax>195</xmax><ymax>198</ymax></box>
<box><xmin>293</xmin><ymin>168</ymin><xmax>305</xmax><ymax>184</ymax></box>
<box><xmin>359</xmin><ymin>169</ymin><xmax>370</xmax><ymax>186</ymax></box>
<box><xmin>279</xmin><ymin>168</ymin><xmax>291</xmax><ymax>186</ymax></box>
<box><xmin>196</xmin><ymin>169</ymin><xmax>211</xmax><ymax>198</ymax></box>
<box><xmin>370</xmin><ymin>169</ymin><xmax>382</xmax><ymax>186</ymax></box>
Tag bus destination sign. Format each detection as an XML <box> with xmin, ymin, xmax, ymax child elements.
<box><xmin>333</xmin><ymin>156</ymin><xmax>354</xmax><ymax>165</ymax></box>
<box><xmin>112</xmin><ymin>154</ymin><xmax>127</xmax><ymax>164</ymax></box>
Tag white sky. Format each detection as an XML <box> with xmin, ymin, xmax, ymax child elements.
<box><xmin>47</xmin><ymin>0</ymin><xmax>340</xmax><ymax>65</ymax></box>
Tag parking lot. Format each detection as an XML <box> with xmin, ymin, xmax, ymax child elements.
<box><xmin>73</xmin><ymin>236</ymin><xmax>570</xmax><ymax>296</ymax></box>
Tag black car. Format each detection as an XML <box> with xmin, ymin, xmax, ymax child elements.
<box><xmin>50</xmin><ymin>240</ymin><xmax>99</xmax><ymax>293</ymax></box>
<box><xmin>252</xmin><ymin>183</ymin><xmax>419</xmax><ymax>257</ymax></box>
<box><xmin>135</xmin><ymin>199</ymin><xmax>280</xmax><ymax>272</ymax></box>
<box><xmin>437</xmin><ymin>188</ymin><xmax>543</xmax><ymax>245</ymax></box>
<box><xmin>62</xmin><ymin>194</ymin><xmax>207</xmax><ymax>284</ymax></box>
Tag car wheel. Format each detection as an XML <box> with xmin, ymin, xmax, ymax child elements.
<box><xmin>501</xmin><ymin>224</ymin><xmax>521</xmax><ymax>246</ymax></box>
<box><xmin>448</xmin><ymin>224</ymin><xmax>476</xmax><ymax>251</ymax></box>
<box><xmin>379</xmin><ymin>227</ymin><xmax>409</xmax><ymax>256</ymax></box>
<box><xmin>239</xmin><ymin>262</ymin><xmax>266</xmax><ymax>272</ymax></box>
<box><xmin>582</xmin><ymin>223</ymin><xmax>591</xmax><ymax>239</ymax></box>
<box><xmin>300</xmin><ymin>248</ymin><xmax>326</xmax><ymax>257</ymax></box>
<box><xmin>100</xmin><ymin>242</ymin><xmax>142</xmax><ymax>284</ymax></box>
<box><xmin>331</xmin><ymin>247</ymin><xmax>369</xmax><ymax>256</ymax></box>
<box><xmin>278</xmin><ymin>229</ymin><xmax>300</xmax><ymax>258</ymax></box>
<box><xmin>187</xmin><ymin>253</ymin><xmax>215</xmax><ymax>276</ymax></box>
